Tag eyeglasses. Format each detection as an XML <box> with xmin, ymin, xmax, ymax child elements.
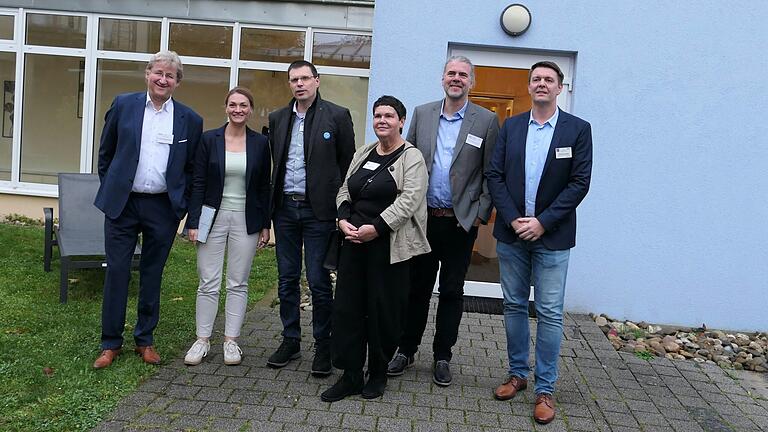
<box><xmin>288</xmin><ymin>75</ymin><xmax>317</xmax><ymax>84</ymax></box>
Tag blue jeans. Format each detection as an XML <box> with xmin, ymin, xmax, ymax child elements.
<box><xmin>497</xmin><ymin>239</ymin><xmax>570</xmax><ymax>395</ymax></box>
<box><xmin>273</xmin><ymin>199</ymin><xmax>335</xmax><ymax>342</ymax></box>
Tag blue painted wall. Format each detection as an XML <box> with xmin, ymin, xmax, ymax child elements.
<box><xmin>367</xmin><ymin>1</ymin><xmax>768</xmax><ymax>330</ymax></box>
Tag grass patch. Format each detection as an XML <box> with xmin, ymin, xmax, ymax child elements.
<box><xmin>0</xmin><ymin>223</ymin><xmax>277</xmax><ymax>431</ymax></box>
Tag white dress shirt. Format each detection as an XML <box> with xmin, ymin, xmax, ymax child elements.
<box><xmin>132</xmin><ymin>93</ymin><xmax>174</xmax><ymax>193</ymax></box>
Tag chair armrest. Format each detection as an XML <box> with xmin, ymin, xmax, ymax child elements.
<box><xmin>43</xmin><ymin>207</ymin><xmax>54</xmax><ymax>272</ymax></box>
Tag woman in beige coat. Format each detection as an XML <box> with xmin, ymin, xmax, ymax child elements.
<box><xmin>321</xmin><ymin>96</ymin><xmax>430</xmax><ymax>402</ymax></box>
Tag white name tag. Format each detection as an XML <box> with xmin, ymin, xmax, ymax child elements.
<box><xmin>362</xmin><ymin>161</ymin><xmax>380</xmax><ymax>170</ymax></box>
<box><xmin>156</xmin><ymin>133</ymin><xmax>174</xmax><ymax>144</ymax></box>
<box><xmin>465</xmin><ymin>133</ymin><xmax>483</xmax><ymax>148</ymax></box>
<box><xmin>555</xmin><ymin>147</ymin><xmax>572</xmax><ymax>159</ymax></box>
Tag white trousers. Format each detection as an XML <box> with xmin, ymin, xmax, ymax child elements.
<box><xmin>195</xmin><ymin>209</ymin><xmax>259</xmax><ymax>338</ymax></box>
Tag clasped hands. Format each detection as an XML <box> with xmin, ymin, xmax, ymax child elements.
<box><xmin>339</xmin><ymin>219</ymin><xmax>378</xmax><ymax>243</ymax></box>
<box><xmin>511</xmin><ymin>217</ymin><xmax>545</xmax><ymax>242</ymax></box>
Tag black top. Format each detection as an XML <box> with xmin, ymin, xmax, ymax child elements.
<box><xmin>339</xmin><ymin>145</ymin><xmax>404</xmax><ymax>234</ymax></box>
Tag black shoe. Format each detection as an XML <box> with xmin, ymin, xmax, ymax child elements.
<box><xmin>311</xmin><ymin>340</ymin><xmax>332</xmax><ymax>377</ymax></box>
<box><xmin>386</xmin><ymin>353</ymin><xmax>415</xmax><ymax>377</ymax></box>
<box><xmin>433</xmin><ymin>360</ymin><xmax>452</xmax><ymax>386</ymax></box>
<box><xmin>320</xmin><ymin>370</ymin><xmax>363</xmax><ymax>402</ymax></box>
<box><xmin>266</xmin><ymin>338</ymin><xmax>300</xmax><ymax>368</ymax></box>
<box><xmin>361</xmin><ymin>375</ymin><xmax>387</xmax><ymax>399</ymax></box>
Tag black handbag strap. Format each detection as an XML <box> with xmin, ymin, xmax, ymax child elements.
<box><xmin>359</xmin><ymin>144</ymin><xmax>408</xmax><ymax>195</ymax></box>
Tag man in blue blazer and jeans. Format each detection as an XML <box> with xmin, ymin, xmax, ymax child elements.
<box><xmin>92</xmin><ymin>50</ymin><xmax>203</xmax><ymax>369</ymax></box>
<box><xmin>486</xmin><ymin>61</ymin><xmax>592</xmax><ymax>424</ymax></box>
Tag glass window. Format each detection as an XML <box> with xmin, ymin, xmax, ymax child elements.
<box><xmin>169</xmin><ymin>23</ymin><xmax>232</xmax><ymax>59</ymax></box>
<box><xmin>21</xmin><ymin>54</ymin><xmax>83</xmax><ymax>184</ymax></box>
<box><xmin>238</xmin><ymin>69</ymin><xmax>293</xmax><ymax>134</ymax></box>
<box><xmin>0</xmin><ymin>52</ymin><xmax>15</xmax><ymax>181</ymax></box>
<box><xmin>172</xmin><ymin>65</ymin><xmax>230</xmax><ymax>129</ymax></box>
<box><xmin>312</xmin><ymin>33</ymin><xmax>371</xmax><ymax>69</ymax></box>
<box><xmin>25</xmin><ymin>13</ymin><xmax>86</xmax><ymax>49</ymax></box>
<box><xmin>92</xmin><ymin>59</ymin><xmax>147</xmax><ymax>174</ymax></box>
<box><xmin>240</xmin><ymin>28</ymin><xmax>305</xmax><ymax>63</ymax></box>
<box><xmin>0</xmin><ymin>15</ymin><xmax>14</xmax><ymax>40</ymax></box>
<box><xmin>98</xmin><ymin>18</ymin><xmax>161</xmax><ymax>53</ymax></box>
<box><xmin>319</xmin><ymin>75</ymin><xmax>369</xmax><ymax>148</ymax></box>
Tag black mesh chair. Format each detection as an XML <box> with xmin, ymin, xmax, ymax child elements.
<box><xmin>44</xmin><ymin>173</ymin><xmax>141</xmax><ymax>303</ymax></box>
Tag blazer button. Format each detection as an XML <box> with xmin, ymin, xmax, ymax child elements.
<box><xmin>389</xmin><ymin>166</ymin><xmax>394</xmax><ymax>171</ymax></box>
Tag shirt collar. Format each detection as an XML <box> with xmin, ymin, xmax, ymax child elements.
<box><xmin>529</xmin><ymin>107</ymin><xmax>559</xmax><ymax>127</ymax></box>
<box><xmin>292</xmin><ymin>102</ymin><xmax>306</xmax><ymax>119</ymax></box>
<box><xmin>440</xmin><ymin>99</ymin><xmax>468</xmax><ymax>120</ymax></box>
<box><xmin>145</xmin><ymin>93</ymin><xmax>173</xmax><ymax>113</ymax></box>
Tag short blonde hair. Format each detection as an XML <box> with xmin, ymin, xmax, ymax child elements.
<box><xmin>146</xmin><ymin>50</ymin><xmax>184</xmax><ymax>81</ymax></box>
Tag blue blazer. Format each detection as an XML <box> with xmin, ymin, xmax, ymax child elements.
<box><xmin>187</xmin><ymin>124</ymin><xmax>271</xmax><ymax>234</ymax></box>
<box><xmin>94</xmin><ymin>92</ymin><xmax>203</xmax><ymax>220</ymax></box>
<box><xmin>486</xmin><ymin>109</ymin><xmax>593</xmax><ymax>250</ymax></box>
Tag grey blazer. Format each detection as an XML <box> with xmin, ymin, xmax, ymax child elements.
<box><xmin>406</xmin><ymin>100</ymin><xmax>500</xmax><ymax>231</ymax></box>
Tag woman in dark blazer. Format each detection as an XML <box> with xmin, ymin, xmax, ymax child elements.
<box><xmin>184</xmin><ymin>87</ymin><xmax>271</xmax><ymax>366</ymax></box>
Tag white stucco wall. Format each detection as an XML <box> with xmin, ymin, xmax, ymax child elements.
<box><xmin>368</xmin><ymin>0</ymin><xmax>768</xmax><ymax>330</ymax></box>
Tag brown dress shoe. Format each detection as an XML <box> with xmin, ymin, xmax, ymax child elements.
<box><xmin>93</xmin><ymin>349</ymin><xmax>121</xmax><ymax>369</ymax></box>
<box><xmin>534</xmin><ymin>393</ymin><xmax>556</xmax><ymax>424</ymax></box>
<box><xmin>494</xmin><ymin>375</ymin><xmax>527</xmax><ymax>400</ymax></box>
<box><xmin>135</xmin><ymin>345</ymin><xmax>161</xmax><ymax>365</ymax></box>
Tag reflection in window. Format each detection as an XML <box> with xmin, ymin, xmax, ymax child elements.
<box><xmin>238</xmin><ymin>70</ymin><xmax>293</xmax><ymax>134</ymax></box>
<box><xmin>92</xmin><ymin>59</ymin><xmax>146</xmax><ymax>173</ymax></box>
<box><xmin>0</xmin><ymin>15</ymin><xmax>14</xmax><ymax>40</ymax></box>
<box><xmin>26</xmin><ymin>13</ymin><xmax>86</xmax><ymax>49</ymax></box>
<box><xmin>240</xmin><ymin>28</ymin><xmax>305</xmax><ymax>63</ymax></box>
<box><xmin>312</xmin><ymin>33</ymin><xmax>371</xmax><ymax>69</ymax></box>
<box><xmin>170</xmin><ymin>23</ymin><xmax>232</xmax><ymax>59</ymax></box>
<box><xmin>21</xmin><ymin>54</ymin><xmax>82</xmax><ymax>184</ymax></box>
<box><xmin>319</xmin><ymin>75</ymin><xmax>368</xmax><ymax>148</ymax></box>
<box><xmin>172</xmin><ymin>65</ymin><xmax>230</xmax><ymax>129</ymax></box>
<box><xmin>0</xmin><ymin>52</ymin><xmax>15</xmax><ymax>180</ymax></box>
<box><xmin>98</xmin><ymin>18</ymin><xmax>161</xmax><ymax>53</ymax></box>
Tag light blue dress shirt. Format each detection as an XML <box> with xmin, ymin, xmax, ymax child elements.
<box><xmin>283</xmin><ymin>103</ymin><xmax>306</xmax><ymax>195</ymax></box>
<box><xmin>524</xmin><ymin>108</ymin><xmax>559</xmax><ymax>217</ymax></box>
<box><xmin>427</xmin><ymin>100</ymin><xmax>468</xmax><ymax>208</ymax></box>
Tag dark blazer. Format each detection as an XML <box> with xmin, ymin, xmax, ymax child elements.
<box><xmin>486</xmin><ymin>109</ymin><xmax>593</xmax><ymax>250</ymax></box>
<box><xmin>407</xmin><ymin>100</ymin><xmax>499</xmax><ymax>231</ymax></box>
<box><xmin>268</xmin><ymin>91</ymin><xmax>355</xmax><ymax>221</ymax></box>
<box><xmin>187</xmin><ymin>124</ymin><xmax>271</xmax><ymax>234</ymax></box>
<box><xmin>94</xmin><ymin>92</ymin><xmax>203</xmax><ymax>220</ymax></box>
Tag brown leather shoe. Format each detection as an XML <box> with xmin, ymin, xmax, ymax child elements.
<box><xmin>493</xmin><ymin>375</ymin><xmax>527</xmax><ymax>400</ymax></box>
<box><xmin>534</xmin><ymin>393</ymin><xmax>556</xmax><ymax>424</ymax></box>
<box><xmin>93</xmin><ymin>349</ymin><xmax>121</xmax><ymax>369</ymax></box>
<box><xmin>134</xmin><ymin>345</ymin><xmax>161</xmax><ymax>365</ymax></box>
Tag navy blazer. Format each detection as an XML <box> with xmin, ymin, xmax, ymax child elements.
<box><xmin>94</xmin><ymin>92</ymin><xmax>203</xmax><ymax>220</ymax></box>
<box><xmin>486</xmin><ymin>109</ymin><xmax>592</xmax><ymax>250</ymax></box>
<box><xmin>187</xmin><ymin>124</ymin><xmax>271</xmax><ymax>234</ymax></box>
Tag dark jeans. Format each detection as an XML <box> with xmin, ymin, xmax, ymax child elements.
<box><xmin>331</xmin><ymin>234</ymin><xmax>409</xmax><ymax>376</ymax></box>
<box><xmin>273</xmin><ymin>199</ymin><xmax>335</xmax><ymax>342</ymax></box>
<box><xmin>101</xmin><ymin>192</ymin><xmax>179</xmax><ymax>350</ymax></box>
<box><xmin>399</xmin><ymin>215</ymin><xmax>478</xmax><ymax>361</ymax></box>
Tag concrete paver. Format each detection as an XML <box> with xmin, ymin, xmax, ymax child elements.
<box><xmin>95</xmin><ymin>299</ymin><xmax>768</xmax><ymax>431</ymax></box>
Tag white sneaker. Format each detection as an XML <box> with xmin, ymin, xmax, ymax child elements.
<box><xmin>223</xmin><ymin>340</ymin><xmax>243</xmax><ymax>365</ymax></box>
<box><xmin>184</xmin><ymin>339</ymin><xmax>210</xmax><ymax>366</ymax></box>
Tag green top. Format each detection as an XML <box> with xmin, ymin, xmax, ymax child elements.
<box><xmin>220</xmin><ymin>151</ymin><xmax>247</xmax><ymax>211</ymax></box>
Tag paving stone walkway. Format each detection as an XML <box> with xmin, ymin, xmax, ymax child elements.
<box><xmin>95</xmin><ymin>299</ymin><xmax>768</xmax><ymax>431</ymax></box>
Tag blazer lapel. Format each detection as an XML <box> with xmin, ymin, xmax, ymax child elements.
<box><xmin>540</xmin><ymin>110</ymin><xmax>568</xmax><ymax>177</ymax></box>
<box><xmin>168</xmin><ymin>102</ymin><xmax>187</xmax><ymax>171</ymax></box>
<box><xmin>245</xmin><ymin>129</ymin><xmax>256</xmax><ymax>186</ymax></box>
<box><xmin>426</xmin><ymin>102</ymin><xmax>440</xmax><ymax>168</ymax></box>
<box><xmin>134</xmin><ymin>94</ymin><xmax>145</xmax><ymax>152</ymax></box>
<box><xmin>305</xmin><ymin>104</ymin><xmax>322</xmax><ymax>166</ymax></box>
<box><xmin>215</xmin><ymin>126</ymin><xmax>226</xmax><ymax>185</ymax></box>
<box><xmin>450</xmin><ymin>104</ymin><xmax>476</xmax><ymax>168</ymax></box>
<box><xmin>516</xmin><ymin>114</ymin><xmax>529</xmax><ymax>182</ymax></box>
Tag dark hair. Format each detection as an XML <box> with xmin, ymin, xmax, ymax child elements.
<box><xmin>225</xmin><ymin>86</ymin><xmax>254</xmax><ymax>108</ymax></box>
<box><xmin>372</xmin><ymin>95</ymin><xmax>406</xmax><ymax>120</ymax></box>
<box><xmin>529</xmin><ymin>61</ymin><xmax>564</xmax><ymax>85</ymax></box>
<box><xmin>287</xmin><ymin>60</ymin><xmax>319</xmax><ymax>77</ymax></box>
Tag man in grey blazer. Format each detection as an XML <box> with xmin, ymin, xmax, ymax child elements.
<box><xmin>387</xmin><ymin>56</ymin><xmax>499</xmax><ymax>385</ymax></box>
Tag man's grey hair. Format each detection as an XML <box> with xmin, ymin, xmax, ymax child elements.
<box><xmin>443</xmin><ymin>55</ymin><xmax>475</xmax><ymax>83</ymax></box>
<box><xmin>146</xmin><ymin>50</ymin><xmax>184</xmax><ymax>81</ymax></box>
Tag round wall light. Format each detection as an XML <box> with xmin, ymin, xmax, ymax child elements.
<box><xmin>500</xmin><ymin>4</ymin><xmax>531</xmax><ymax>36</ymax></box>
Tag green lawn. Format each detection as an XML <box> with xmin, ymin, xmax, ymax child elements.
<box><xmin>0</xmin><ymin>222</ymin><xmax>277</xmax><ymax>432</ymax></box>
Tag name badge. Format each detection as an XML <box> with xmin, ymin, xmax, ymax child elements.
<box><xmin>156</xmin><ymin>133</ymin><xmax>174</xmax><ymax>145</ymax></box>
<box><xmin>555</xmin><ymin>147</ymin><xmax>572</xmax><ymax>159</ymax></box>
<box><xmin>465</xmin><ymin>134</ymin><xmax>483</xmax><ymax>148</ymax></box>
<box><xmin>362</xmin><ymin>161</ymin><xmax>380</xmax><ymax>170</ymax></box>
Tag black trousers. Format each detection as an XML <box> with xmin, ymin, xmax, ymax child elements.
<box><xmin>101</xmin><ymin>192</ymin><xmax>179</xmax><ymax>350</ymax></box>
<box><xmin>399</xmin><ymin>215</ymin><xmax>478</xmax><ymax>361</ymax></box>
<box><xmin>331</xmin><ymin>234</ymin><xmax>410</xmax><ymax>376</ymax></box>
